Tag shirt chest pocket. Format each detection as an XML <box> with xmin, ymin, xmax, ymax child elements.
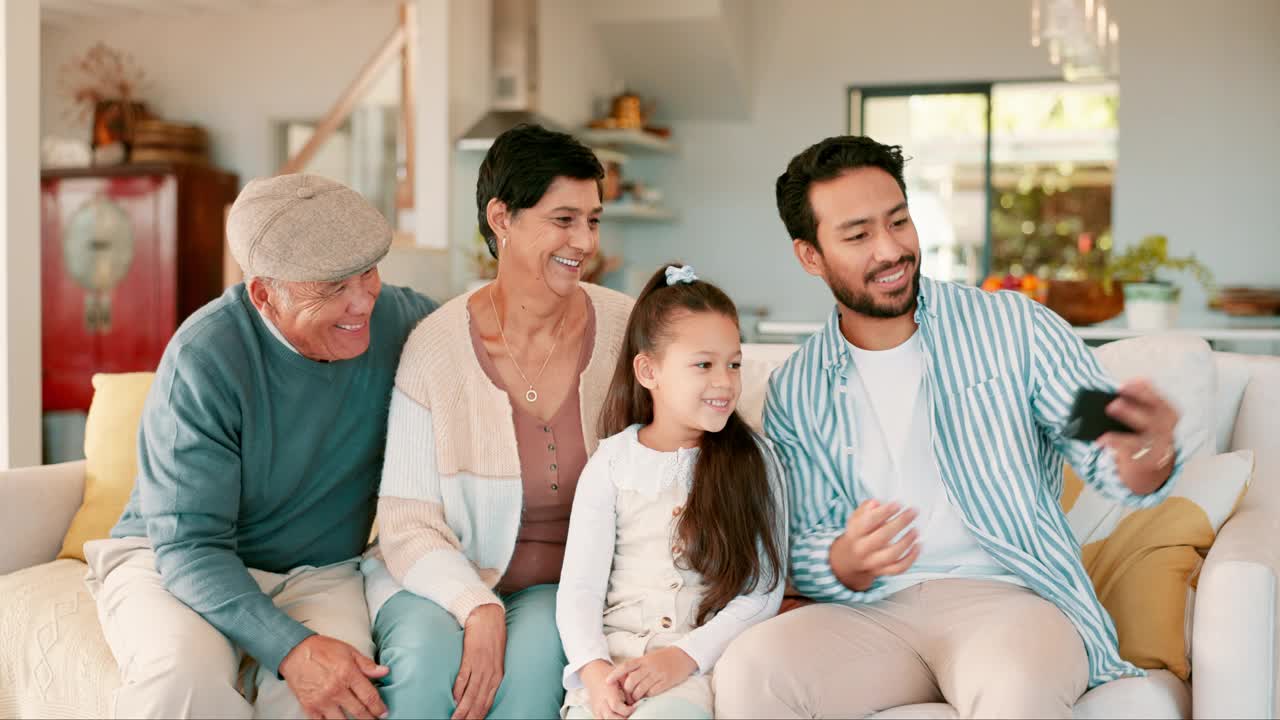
<box><xmin>945</xmin><ymin>374</ymin><xmax>1040</xmax><ymax>490</ymax></box>
<box><xmin>950</xmin><ymin>374</ymin><xmax>1025</xmax><ymax>430</ymax></box>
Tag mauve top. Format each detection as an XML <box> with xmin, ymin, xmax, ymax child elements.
<box><xmin>469</xmin><ymin>301</ymin><xmax>597</xmax><ymax>593</ymax></box>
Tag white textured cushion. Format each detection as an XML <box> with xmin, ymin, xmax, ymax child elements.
<box><xmin>0</xmin><ymin>559</ymin><xmax>117</xmax><ymax>719</ymax></box>
<box><xmin>1067</xmin><ymin>449</ymin><xmax>1253</xmax><ymax>547</ymax></box>
<box><xmin>1093</xmin><ymin>334</ymin><xmax>1216</xmax><ymax>460</ymax></box>
<box><xmin>866</xmin><ymin>670</ymin><xmax>1189</xmax><ymax>719</ymax></box>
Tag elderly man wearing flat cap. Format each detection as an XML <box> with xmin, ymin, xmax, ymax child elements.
<box><xmin>83</xmin><ymin>174</ymin><xmax>438</xmax><ymax>720</ymax></box>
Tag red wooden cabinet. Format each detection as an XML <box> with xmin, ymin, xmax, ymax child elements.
<box><xmin>41</xmin><ymin>164</ymin><xmax>238</xmax><ymax>412</ymax></box>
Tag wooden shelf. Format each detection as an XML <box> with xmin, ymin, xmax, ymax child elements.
<box><xmin>592</xmin><ymin>147</ymin><xmax>629</xmax><ymax>165</ymax></box>
<box><xmin>578</xmin><ymin>128</ymin><xmax>676</xmax><ymax>154</ymax></box>
<box><xmin>604</xmin><ymin>203</ymin><xmax>676</xmax><ymax>222</ymax></box>
<box><xmin>459</xmin><ymin>137</ymin><xmax>631</xmax><ymax>166</ymax></box>
<box><xmin>456</xmin><ymin>137</ymin><xmax>496</xmax><ymax>152</ymax></box>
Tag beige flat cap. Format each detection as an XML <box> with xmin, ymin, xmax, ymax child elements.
<box><xmin>227</xmin><ymin>173</ymin><xmax>391</xmax><ymax>283</ymax></box>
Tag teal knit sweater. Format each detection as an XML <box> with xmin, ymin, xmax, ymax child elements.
<box><xmin>113</xmin><ymin>283</ymin><xmax>436</xmax><ymax>674</ymax></box>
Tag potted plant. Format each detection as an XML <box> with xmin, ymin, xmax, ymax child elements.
<box><xmin>1102</xmin><ymin>234</ymin><xmax>1213</xmax><ymax>330</ymax></box>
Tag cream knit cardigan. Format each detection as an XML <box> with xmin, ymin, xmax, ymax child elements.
<box><xmin>371</xmin><ymin>283</ymin><xmax>633</xmax><ymax>625</ymax></box>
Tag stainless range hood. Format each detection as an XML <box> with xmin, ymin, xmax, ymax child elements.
<box><xmin>457</xmin><ymin>0</ymin><xmax>563</xmax><ymax>150</ymax></box>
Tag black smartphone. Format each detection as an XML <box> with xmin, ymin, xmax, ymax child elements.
<box><xmin>1064</xmin><ymin>389</ymin><xmax>1135</xmax><ymax>442</ymax></box>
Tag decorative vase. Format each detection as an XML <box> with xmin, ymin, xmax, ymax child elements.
<box><xmin>608</xmin><ymin>91</ymin><xmax>646</xmax><ymax>130</ymax></box>
<box><xmin>1045</xmin><ymin>279</ymin><xmax>1125</xmax><ymax>326</ymax></box>
<box><xmin>90</xmin><ymin>100</ymin><xmax>148</xmax><ymax>165</ymax></box>
<box><xmin>1123</xmin><ymin>282</ymin><xmax>1180</xmax><ymax>330</ymax></box>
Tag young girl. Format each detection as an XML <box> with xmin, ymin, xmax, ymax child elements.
<box><xmin>556</xmin><ymin>264</ymin><xmax>787</xmax><ymax>720</ymax></box>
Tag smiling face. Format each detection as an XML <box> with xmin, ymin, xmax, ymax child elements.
<box><xmin>251</xmin><ymin>267</ymin><xmax>382</xmax><ymax>362</ymax></box>
<box><xmin>795</xmin><ymin>166</ymin><xmax>921</xmax><ymax>319</ymax></box>
<box><xmin>492</xmin><ymin>176</ymin><xmax>602</xmax><ymax>299</ymax></box>
<box><xmin>637</xmin><ymin>310</ymin><xmax>743</xmax><ymax>438</ymax></box>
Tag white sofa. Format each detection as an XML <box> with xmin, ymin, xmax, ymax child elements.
<box><xmin>2</xmin><ymin>341</ymin><xmax>1278</xmax><ymax>719</ymax></box>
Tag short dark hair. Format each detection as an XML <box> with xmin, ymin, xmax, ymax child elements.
<box><xmin>775</xmin><ymin>135</ymin><xmax>908</xmax><ymax>249</ymax></box>
<box><xmin>476</xmin><ymin>123</ymin><xmax>604</xmax><ymax>258</ymax></box>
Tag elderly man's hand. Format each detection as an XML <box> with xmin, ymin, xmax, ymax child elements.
<box><xmin>280</xmin><ymin>635</ymin><xmax>389</xmax><ymax>720</ymax></box>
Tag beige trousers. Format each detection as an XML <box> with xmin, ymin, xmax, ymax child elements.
<box><xmin>713</xmin><ymin>578</ymin><xmax>1089</xmax><ymax>720</ymax></box>
<box><xmin>84</xmin><ymin>537</ymin><xmax>373</xmax><ymax>720</ymax></box>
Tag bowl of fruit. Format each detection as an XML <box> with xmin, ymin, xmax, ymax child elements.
<box><xmin>981</xmin><ymin>273</ymin><xmax>1047</xmax><ymax>302</ymax></box>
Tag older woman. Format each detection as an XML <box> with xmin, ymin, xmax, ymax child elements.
<box><xmin>361</xmin><ymin>124</ymin><xmax>633</xmax><ymax>719</ymax></box>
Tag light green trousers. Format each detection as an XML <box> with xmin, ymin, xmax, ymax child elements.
<box><xmin>373</xmin><ymin>584</ymin><xmax>566</xmax><ymax>719</ymax></box>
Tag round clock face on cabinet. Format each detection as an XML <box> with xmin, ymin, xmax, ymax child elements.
<box><xmin>63</xmin><ymin>195</ymin><xmax>136</xmax><ymax>293</ymax></box>
<box><xmin>63</xmin><ymin>195</ymin><xmax>137</xmax><ymax>333</ymax></box>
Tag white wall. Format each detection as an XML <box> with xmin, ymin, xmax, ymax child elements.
<box><xmin>625</xmin><ymin>0</ymin><xmax>1280</xmax><ymax>322</ymax></box>
<box><xmin>2</xmin><ymin>0</ymin><xmax>42</xmax><ymax>468</ymax></box>
<box><xmin>589</xmin><ymin>0</ymin><xmax>754</xmax><ymax>121</ymax></box>
<box><xmin>41</xmin><ymin>1</ymin><xmax>405</xmax><ymax>185</ymax></box>
<box><xmin>538</xmin><ymin>0</ymin><xmax>617</xmax><ymax>129</ymax></box>
<box><xmin>1111</xmin><ymin>0</ymin><xmax>1280</xmax><ymax>311</ymax></box>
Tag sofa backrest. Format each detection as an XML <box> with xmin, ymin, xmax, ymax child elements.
<box><xmin>738</xmin><ymin>343</ymin><xmax>800</xmax><ymax>431</ymax></box>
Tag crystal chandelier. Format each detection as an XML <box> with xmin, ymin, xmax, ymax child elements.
<box><xmin>1031</xmin><ymin>0</ymin><xmax>1119</xmax><ymax>81</ymax></box>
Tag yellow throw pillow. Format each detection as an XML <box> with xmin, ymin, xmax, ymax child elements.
<box><xmin>57</xmin><ymin>373</ymin><xmax>155</xmax><ymax>562</ymax></box>
<box><xmin>1062</xmin><ymin>450</ymin><xmax>1254</xmax><ymax>680</ymax></box>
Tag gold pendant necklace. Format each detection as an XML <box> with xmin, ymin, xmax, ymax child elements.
<box><xmin>489</xmin><ymin>286</ymin><xmax>567</xmax><ymax>403</ymax></box>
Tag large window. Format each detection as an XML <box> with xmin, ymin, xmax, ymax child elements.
<box><xmin>850</xmin><ymin>81</ymin><xmax>1118</xmax><ymax>285</ymax></box>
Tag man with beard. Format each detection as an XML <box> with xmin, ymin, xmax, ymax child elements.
<box><xmin>712</xmin><ymin>136</ymin><xmax>1183</xmax><ymax>719</ymax></box>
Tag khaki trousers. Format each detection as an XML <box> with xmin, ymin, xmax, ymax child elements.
<box><xmin>713</xmin><ymin>578</ymin><xmax>1089</xmax><ymax>719</ymax></box>
<box><xmin>84</xmin><ymin>537</ymin><xmax>373</xmax><ymax>719</ymax></box>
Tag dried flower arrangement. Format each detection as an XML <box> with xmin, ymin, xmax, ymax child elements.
<box><xmin>59</xmin><ymin>42</ymin><xmax>149</xmax><ymax>123</ymax></box>
<box><xmin>59</xmin><ymin>43</ymin><xmax>152</xmax><ymax>162</ymax></box>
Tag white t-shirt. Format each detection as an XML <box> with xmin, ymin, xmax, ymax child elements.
<box><xmin>846</xmin><ymin>332</ymin><xmax>1022</xmax><ymax>595</ymax></box>
<box><xmin>847</xmin><ymin>333</ymin><xmax>924</xmax><ymax>485</ymax></box>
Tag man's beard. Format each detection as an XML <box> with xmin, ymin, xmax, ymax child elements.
<box><xmin>828</xmin><ymin>259</ymin><xmax>921</xmax><ymax>319</ymax></box>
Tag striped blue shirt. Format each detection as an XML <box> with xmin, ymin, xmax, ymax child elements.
<box><xmin>763</xmin><ymin>277</ymin><xmax>1184</xmax><ymax>687</ymax></box>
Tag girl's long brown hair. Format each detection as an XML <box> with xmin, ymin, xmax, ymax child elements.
<box><xmin>599</xmin><ymin>264</ymin><xmax>784</xmax><ymax>625</ymax></box>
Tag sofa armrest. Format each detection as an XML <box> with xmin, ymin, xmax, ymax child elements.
<box><xmin>0</xmin><ymin>461</ymin><xmax>86</xmax><ymax>575</ymax></box>
<box><xmin>1192</xmin><ymin>504</ymin><xmax>1279</xmax><ymax>719</ymax></box>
